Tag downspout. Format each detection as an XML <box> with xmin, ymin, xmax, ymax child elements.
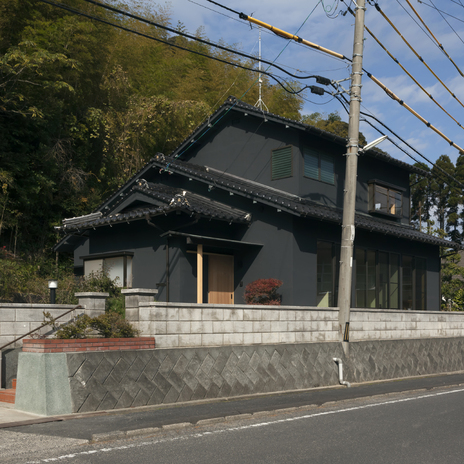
<box><xmin>333</xmin><ymin>358</ymin><xmax>351</xmax><ymax>387</ymax></box>
<box><xmin>166</xmin><ymin>237</ymin><xmax>170</xmax><ymax>303</ymax></box>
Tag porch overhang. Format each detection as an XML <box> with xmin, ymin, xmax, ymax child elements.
<box><xmin>160</xmin><ymin>231</ymin><xmax>263</xmax><ymax>250</ymax></box>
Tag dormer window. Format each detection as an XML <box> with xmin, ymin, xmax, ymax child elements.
<box><xmin>304</xmin><ymin>148</ymin><xmax>334</xmax><ymax>184</ymax></box>
<box><xmin>368</xmin><ymin>180</ymin><xmax>403</xmax><ymax>217</ymax></box>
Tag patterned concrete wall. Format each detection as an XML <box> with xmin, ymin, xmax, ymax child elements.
<box><xmin>62</xmin><ymin>337</ymin><xmax>464</xmax><ymax>413</ymax></box>
<box><xmin>135</xmin><ymin>302</ymin><xmax>464</xmax><ymax>347</ymax></box>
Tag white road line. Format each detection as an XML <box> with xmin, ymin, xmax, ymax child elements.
<box><xmin>25</xmin><ymin>387</ymin><xmax>464</xmax><ymax>463</ymax></box>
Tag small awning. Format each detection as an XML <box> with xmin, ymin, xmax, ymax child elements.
<box><xmin>160</xmin><ymin>231</ymin><xmax>263</xmax><ymax>250</ymax></box>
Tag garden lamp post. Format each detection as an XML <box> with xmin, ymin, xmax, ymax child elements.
<box><xmin>48</xmin><ymin>279</ymin><xmax>58</xmax><ymax>305</ymax></box>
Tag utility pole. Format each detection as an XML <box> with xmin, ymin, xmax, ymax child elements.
<box><xmin>337</xmin><ymin>0</ymin><xmax>366</xmax><ymax>351</ymax></box>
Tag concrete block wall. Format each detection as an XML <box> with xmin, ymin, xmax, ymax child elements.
<box><xmin>350</xmin><ymin>309</ymin><xmax>464</xmax><ymax>340</ymax></box>
<box><xmin>137</xmin><ymin>303</ymin><xmax>339</xmax><ymax>348</ymax></box>
<box><xmin>0</xmin><ymin>304</ymin><xmax>78</xmax><ymax>349</ymax></box>
<box><xmin>134</xmin><ymin>302</ymin><xmax>464</xmax><ymax>348</ymax></box>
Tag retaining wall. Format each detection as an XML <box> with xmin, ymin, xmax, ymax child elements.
<box><xmin>15</xmin><ymin>337</ymin><xmax>464</xmax><ymax>415</ymax></box>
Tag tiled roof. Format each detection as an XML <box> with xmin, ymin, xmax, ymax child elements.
<box><xmin>92</xmin><ymin>97</ymin><xmax>428</xmax><ymax>217</ymax></box>
<box><xmin>169</xmin><ymin>96</ymin><xmax>429</xmax><ymax>177</ymax></box>
<box><xmin>59</xmin><ymin>182</ymin><xmax>251</xmax><ymax>231</ymax></box>
<box><xmin>150</xmin><ymin>154</ymin><xmax>457</xmax><ymax>249</ymax></box>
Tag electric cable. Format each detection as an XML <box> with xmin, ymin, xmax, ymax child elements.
<box><xmin>344</xmin><ymin>5</ymin><xmax>464</xmax><ymax>132</ymax></box>
<box><xmin>420</xmin><ymin>0</ymin><xmax>464</xmax><ymax>44</ymax></box>
<box><xmin>209</xmin><ymin>0</ymin><xmax>464</xmax><ymax>154</ymax></box>
<box><xmin>372</xmin><ymin>2</ymin><xmax>464</xmax><ymax>111</ymax></box>
<box><xmin>334</xmin><ymin>90</ymin><xmax>464</xmax><ymax>191</ymax></box>
<box><xmin>403</xmin><ymin>0</ymin><xmax>464</xmax><ymax>75</ymax></box>
<box><xmin>36</xmin><ymin>0</ymin><xmax>328</xmax><ymax>97</ymax></box>
<box><xmin>74</xmin><ymin>0</ymin><xmax>334</xmax><ymax>82</ymax></box>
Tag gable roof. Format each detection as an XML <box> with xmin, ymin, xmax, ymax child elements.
<box><xmin>59</xmin><ymin>181</ymin><xmax>251</xmax><ymax>232</ymax></box>
<box><xmin>169</xmin><ymin>96</ymin><xmax>429</xmax><ymax>176</ymax></box>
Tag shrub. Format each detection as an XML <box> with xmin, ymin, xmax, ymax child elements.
<box><xmin>55</xmin><ymin>314</ymin><xmax>94</xmax><ymax>339</ymax></box>
<box><xmin>52</xmin><ymin>312</ymin><xmax>139</xmax><ymax>339</ymax></box>
<box><xmin>244</xmin><ymin>278</ymin><xmax>283</xmax><ymax>305</ymax></box>
<box><xmin>91</xmin><ymin>312</ymin><xmax>139</xmax><ymax>338</ymax></box>
<box><xmin>0</xmin><ymin>249</ymin><xmax>123</xmax><ymax>310</ymax></box>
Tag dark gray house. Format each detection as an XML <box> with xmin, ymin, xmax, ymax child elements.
<box><xmin>56</xmin><ymin>96</ymin><xmax>455</xmax><ymax>310</ymax></box>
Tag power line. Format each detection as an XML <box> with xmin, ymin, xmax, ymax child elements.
<box><xmin>36</xmin><ymin>0</ymin><xmax>329</xmax><ymax>98</ymax></box>
<box><xmin>418</xmin><ymin>0</ymin><xmax>464</xmax><ymax>44</ymax></box>
<box><xmin>373</xmin><ymin>3</ymin><xmax>464</xmax><ymax>112</ymax></box>
<box><xmin>77</xmin><ymin>0</ymin><xmax>330</xmax><ymax>82</ymax></box>
<box><xmin>403</xmin><ymin>0</ymin><xmax>464</xmax><ymax>76</ymax></box>
<box><xmin>345</xmin><ymin>5</ymin><xmax>464</xmax><ymax>132</ymax></box>
<box><xmin>334</xmin><ymin>91</ymin><xmax>464</xmax><ymax>193</ymax></box>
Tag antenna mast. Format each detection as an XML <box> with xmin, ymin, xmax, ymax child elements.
<box><xmin>255</xmin><ymin>26</ymin><xmax>268</xmax><ymax>112</ymax></box>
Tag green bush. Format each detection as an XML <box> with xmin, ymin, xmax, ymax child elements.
<box><xmin>0</xmin><ymin>248</ymin><xmax>123</xmax><ymax>309</ymax></box>
<box><xmin>55</xmin><ymin>314</ymin><xmax>93</xmax><ymax>339</ymax></box>
<box><xmin>91</xmin><ymin>312</ymin><xmax>139</xmax><ymax>338</ymax></box>
<box><xmin>53</xmin><ymin>312</ymin><xmax>139</xmax><ymax>339</ymax></box>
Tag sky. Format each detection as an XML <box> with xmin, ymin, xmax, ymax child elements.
<box><xmin>147</xmin><ymin>0</ymin><xmax>464</xmax><ymax>168</ymax></box>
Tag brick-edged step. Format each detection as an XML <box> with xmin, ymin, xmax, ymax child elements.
<box><xmin>0</xmin><ymin>379</ymin><xmax>16</xmax><ymax>404</ymax></box>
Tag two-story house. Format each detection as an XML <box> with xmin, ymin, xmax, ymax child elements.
<box><xmin>55</xmin><ymin>96</ymin><xmax>455</xmax><ymax>310</ymax></box>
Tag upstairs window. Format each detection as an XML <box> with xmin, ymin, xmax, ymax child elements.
<box><xmin>271</xmin><ymin>146</ymin><xmax>292</xmax><ymax>180</ymax></box>
<box><xmin>304</xmin><ymin>148</ymin><xmax>334</xmax><ymax>184</ymax></box>
<box><xmin>368</xmin><ymin>181</ymin><xmax>403</xmax><ymax>217</ymax></box>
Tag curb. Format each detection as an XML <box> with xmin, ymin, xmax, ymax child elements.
<box><xmin>89</xmin><ymin>405</ymin><xmax>319</xmax><ymax>443</ymax></box>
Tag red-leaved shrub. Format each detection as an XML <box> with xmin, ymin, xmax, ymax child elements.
<box><xmin>244</xmin><ymin>278</ymin><xmax>283</xmax><ymax>305</ymax></box>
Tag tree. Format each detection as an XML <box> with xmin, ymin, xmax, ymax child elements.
<box><xmin>301</xmin><ymin>111</ymin><xmax>367</xmax><ymax>145</ymax></box>
<box><xmin>410</xmin><ymin>163</ymin><xmax>434</xmax><ymax>234</ymax></box>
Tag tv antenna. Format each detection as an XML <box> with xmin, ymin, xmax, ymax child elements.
<box><xmin>254</xmin><ymin>26</ymin><xmax>268</xmax><ymax>112</ymax></box>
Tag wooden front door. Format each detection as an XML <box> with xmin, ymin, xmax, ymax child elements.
<box><xmin>208</xmin><ymin>254</ymin><xmax>234</xmax><ymax>304</ymax></box>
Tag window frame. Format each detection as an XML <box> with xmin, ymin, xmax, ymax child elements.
<box><xmin>316</xmin><ymin>240</ymin><xmax>340</xmax><ymax>307</ymax></box>
<box><xmin>81</xmin><ymin>251</ymin><xmax>134</xmax><ymax>288</ymax></box>
<box><xmin>354</xmin><ymin>247</ymin><xmax>426</xmax><ymax>310</ymax></box>
<box><xmin>368</xmin><ymin>180</ymin><xmax>404</xmax><ymax>218</ymax></box>
<box><xmin>304</xmin><ymin>148</ymin><xmax>335</xmax><ymax>185</ymax></box>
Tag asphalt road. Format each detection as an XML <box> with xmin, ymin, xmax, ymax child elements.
<box><xmin>2</xmin><ymin>373</ymin><xmax>464</xmax><ymax>463</ymax></box>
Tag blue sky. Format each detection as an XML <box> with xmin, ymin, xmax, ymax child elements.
<box><xmin>155</xmin><ymin>0</ymin><xmax>464</xmax><ymax>168</ymax></box>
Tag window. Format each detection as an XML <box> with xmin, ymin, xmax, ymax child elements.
<box><xmin>271</xmin><ymin>146</ymin><xmax>292</xmax><ymax>180</ymax></box>
<box><xmin>82</xmin><ymin>252</ymin><xmax>133</xmax><ymax>287</ymax></box>
<box><xmin>317</xmin><ymin>241</ymin><xmax>339</xmax><ymax>307</ymax></box>
<box><xmin>304</xmin><ymin>148</ymin><xmax>334</xmax><ymax>184</ymax></box>
<box><xmin>368</xmin><ymin>181</ymin><xmax>403</xmax><ymax>217</ymax></box>
<box><xmin>402</xmin><ymin>255</ymin><xmax>426</xmax><ymax>310</ymax></box>
<box><xmin>355</xmin><ymin>249</ymin><xmax>426</xmax><ymax>310</ymax></box>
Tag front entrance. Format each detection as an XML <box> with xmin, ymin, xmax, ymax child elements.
<box><xmin>208</xmin><ymin>254</ymin><xmax>234</xmax><ymax>304</ymax></box>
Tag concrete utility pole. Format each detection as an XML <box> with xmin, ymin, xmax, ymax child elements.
<box><xmin>337</xmin><ymin>0</ymin><xmax>366</xmax><ymax>349</ymax></box>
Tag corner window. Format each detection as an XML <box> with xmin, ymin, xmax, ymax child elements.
<box><xmin>369</xmin><ymin>181</ymin><xmax>403</xmax><ymax>217</ymax></box>
<box><xmin>355</xmin><ymin>249</ymin><xmax>426</xmax><ymax>310</ymax></box>
<box><xmin>82</xmin><ymin>252</ymin><xmax>133</xmax><ymax>287</ymax></box>
<box><xmin>304</xmin><ymin>148</ymin><xmax>334</xmax><ymax>184</ymax></box>
<box><xmin>271</xmin><ymin>146</ymin><xmax>292</xmax><ymax>180</ymax></box>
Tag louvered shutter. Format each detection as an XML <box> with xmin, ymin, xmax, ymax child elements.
<box><xmin>271</xmin><ymin>146</ymin><xmax>292</xmax><ymax>180</ymax></box>
<box><xmin>320</xmin><ymin>153</ymin><xmax>334</xmax><ymax>184</ymax></box>
<box><xmin>304</xmin><ymin>149</ymin><xmax>319</xmax><ymax>179</ymax></box>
